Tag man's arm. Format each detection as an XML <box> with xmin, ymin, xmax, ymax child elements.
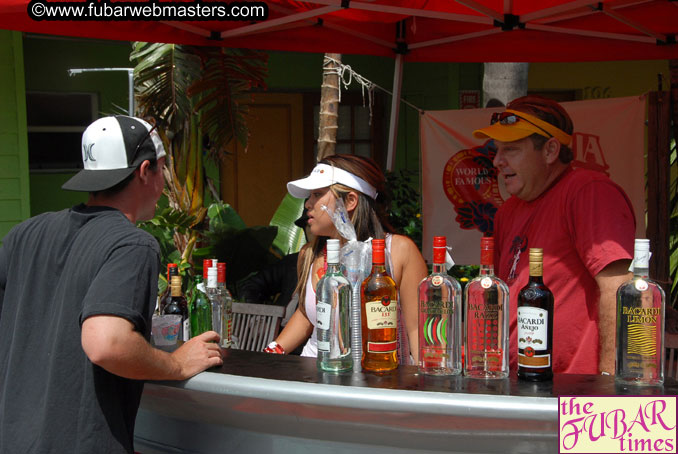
<box><xmin>81</xmin><ymin>315</ymin><xmax>223</xmax><ymax>380</ymax></box>
<box><xmin>595</xmin><ymin>259</ymin><xmax>632</xmax><ymax>375</ymax></box>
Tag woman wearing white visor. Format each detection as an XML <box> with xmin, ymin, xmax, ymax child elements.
<box><xmin>265</xmin><ymin>154</ymin><xmax>427</xmax><ymax>365</ymax></box>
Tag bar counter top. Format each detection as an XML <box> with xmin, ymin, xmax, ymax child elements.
<box><xmin>135</xmin><ymin>349</ymin><xmax>677</xmax><ymax>454</ymax></box>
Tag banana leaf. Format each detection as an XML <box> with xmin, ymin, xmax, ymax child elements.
<box><xmin>207</xmin><ymin>201</ymin><xmax>247</xmax><ymax>232</ymax></box>
<box><xmin>269</xmin><ymin>194</ymin><xmax>306</xmax><ymax>256</ymax></box>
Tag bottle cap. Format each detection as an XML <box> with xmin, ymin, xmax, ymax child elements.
<box><xmin>480</xmin><ymin>237</ymin><xmax>494</xmax><ymax>266</ymax></box>
<box><xmin>202</xmin><ymin>259</ymin><xmax>212</xmax><ymax>280</ymax></box>
<box><xmin>326</xmin><ymin>239</ymin><xmax>340</xmax><ymax>264</ymax></box>
<box><xmin>372</xmin><ymin>239</ymin><xmax>385</xmax><ymax>264</ymax></box>
<box><xmin>206</xmin><ymin>267</ymin><xmax>218</xmax><ymax>288</ymax></box>
<box><xmin>432</xmin><ymin>236</ymin><xmax>446</xmax><ymax>265</ymax></box>
<box><xmin>167</xmin><ymin>263</ymin><xmax>178</xmax><ymax>279</ymax></box>
<box><xmin>529</xmin><ymin>248</ymin><xmax>543</xmax><ymax>261</ymax></box>
<box><xmin>633</xmin><ymin>239</ymin><xmax>651</xmax><ymax>269</ymax></box>
<box><xmin>217</xmin><ymin>263</ymin><xmax>226</xmax><ymax>283</ymax></box>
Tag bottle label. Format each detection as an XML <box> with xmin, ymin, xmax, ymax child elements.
<box><xmin>431</xmin><ymin>275</ymin><xmax>443</xmax><ymax>287</ymax></box>
<box><xmin>517</xmin><ymin>306</ymin><xmax>549</xmax><ymax>368</ymax></box>
<box><xmin>316</xmin><ymin>301</ymin><xmax>331</xmax><ymax>329</ymax></box>
<box><xmin>367</xmin><ymin>341</ymin><xmax>397</xmax><ymax>353</ymax></box>
<box><xmin>481</xmin><ymin>277</ymin><xmax>492</xmax><ymax>289</ymax></box>
<box><xmin>318</xmin><ymin>340</ymin><xmax>330</xmax><ymax>352</ymax></box>
<box><xmin>365</xmin><ymin>298</ymin><xmax>398</xmax><ymax>330</ymax></box>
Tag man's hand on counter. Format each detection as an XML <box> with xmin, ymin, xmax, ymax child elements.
<box><xmin>170</xmin><ymin>331</ymin><xmax>224</xmax><ymax>379</ymax></box>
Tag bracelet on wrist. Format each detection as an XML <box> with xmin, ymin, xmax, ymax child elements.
<box><xmin>264</xmin><ymin>341</ymin><xmax>285</xmax><ymax>354</ymax></box>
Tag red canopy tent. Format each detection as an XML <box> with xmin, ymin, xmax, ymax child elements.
<box><xmin>0</xmin><ymin>0</ymin><xmax>677</xmax><ymax>62</ymax></box>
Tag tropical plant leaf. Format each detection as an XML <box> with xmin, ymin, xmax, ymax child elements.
<box><xmin>269</xmin><ymin>194</ymin><xmax>306</xmax><ymax>255</ymax></box>
<box><xmin>207</xmin><ymin>201</ymin><xmax>247</xmax><ymax>232</ymax></box>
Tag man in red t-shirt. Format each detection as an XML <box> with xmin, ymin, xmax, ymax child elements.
<box><xmin>473</xmin><ymin>96</ymin><xmax>635</xmax><ymax>375</ymax></box>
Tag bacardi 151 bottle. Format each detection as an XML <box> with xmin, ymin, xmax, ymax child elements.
<box><xmin>464</xmin><ymin>237</ymin><xmax>509</xmax><ymax>378</ymax></box>
<box><xmin>615</xmin><ymin>239</ymin><xmax>665</xmax><ymax>386</ymax></box>
<box><xmin>417</xmin><ymin>236</ymin><xmax>461</xmax><ymax>375</ymax></box>
<box><xmin>361</xmin><ymin>239</ymin><xmax>399</xmax><ymax>372</ymax></box>
<box><xmin>316</xmin><ymin>239</ymin><xmax>353</xmax><ymax>372</ymax></box>
<box><xmin>517</xmin><ymin>248</ymin><xmax>553</xmax><ymax>381</ymax></box>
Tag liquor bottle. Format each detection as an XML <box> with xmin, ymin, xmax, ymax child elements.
<box><xmin>316</xmin><ymin>239</ymin><xmax>353</xmax><ymax>372</ymax></box>
<box><xmin>517</xmin><ymin>248</ymin><xmax>554</xmax><ymax>381</ymax></box>
<box><xmin>463</xmin><ymin>237</ymin><xmax>509</xmax><ymax>378</ymax></box>
<box><xmin>158</xmin><ymin>263</ymin><xmax>178</xmax><ymax>314</ymax></box>
<box><xmin>361</xmin><ymin>239</ymin><xmax>399</xmax><ymax>372</ymax></box>
<box><xmin>417</xmin><ymin>236</ymin><xmax>462</xmax><ymax>375</ymax></box>
<box><xmin>163</xmin><ymin>275</ymin><xmax>190</xmax><ymax>342</ymax></box>
<box><xmin>615</xmin><ymin>239</ymin><xmax>665</xmax><ymax>386</ymax></box>
<box><xmin>189</xmin><ymin>275</ymin><xmax>212</xmax><ymax>338</ymax></box>
<box><xmin>217</xmin><ymin>263</ymin><xmax>233</xmax><ymax>348</ymax></box>
<box><xmin>205</xmin><ymin>267</ymin><xmax>223</xmax><ymax>341</ymax></box>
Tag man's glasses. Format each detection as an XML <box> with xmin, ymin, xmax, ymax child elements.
<box><xmin>490</xmin><ymin>111</ymin><xmax>553</xmax><ymax>139</ymax></box>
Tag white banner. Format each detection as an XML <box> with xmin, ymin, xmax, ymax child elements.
<box><xmin>420</xmin><ymin>96</ymin><xmax>646</xmax><ymax>264</ymax></box>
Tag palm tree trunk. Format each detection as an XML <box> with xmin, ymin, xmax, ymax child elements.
<box><xmin>482</xmin><ymin>62</ymin><xmax>529</xmax><ymax>107</ymax></box>
<box><xmin>317</xmin><ymin>53</ymin><xmax>341</xmax><ymax>161</ymax></box>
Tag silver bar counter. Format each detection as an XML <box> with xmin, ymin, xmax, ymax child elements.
<box><xmin>134</xmin><ymin>349</ymin><xmax>677</xmax><ymax>454</ymax></box>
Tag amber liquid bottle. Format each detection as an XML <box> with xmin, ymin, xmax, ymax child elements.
<box><xmin>517</xmin><ymin>248</ymin><xmax>554</xmax><ymax>381</ymax></box>
<box><xmin>158</xmin><ymin>263</ymin><xmax>178</xmax><ymax>314</ymax></box>
<box><xmin>361</xmin><ymin>239</ymin><xmax>399</xmax><ymax>372</ymax></box>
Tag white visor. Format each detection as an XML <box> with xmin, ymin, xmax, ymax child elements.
<box><xmin>287</xmin><ymin>163</ymin><xmax>378</xmax><ymax>200</ymax></box>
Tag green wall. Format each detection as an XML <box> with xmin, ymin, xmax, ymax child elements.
<box><xmin>0</xmin><ymin>31</ymin><xmax>30</xmax><ymax>243</ymax></box>
<box><xmin>23</xmin><ymin>35</ymin><xmax>133</xmax><ymax>216</ymax></box>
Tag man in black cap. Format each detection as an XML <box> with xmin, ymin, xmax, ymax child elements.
<box><xmin>0</xmin><ymin>116</ymin><xmax>223</xmax><ymax>453</ymax></box>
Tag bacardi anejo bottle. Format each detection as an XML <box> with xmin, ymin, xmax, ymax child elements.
<box><xmin>163</xmin><ymin>275</ymin><xmax>190</xmax><ymax>342</ymax></box>
<box><xmin>417</xmin><ymin>236</ymin><xmax>461</xmax><ymax>375</ymax></box>
<box><xmin>464</xmin><ymin>237</ymin><xmax>509</xmax><ymax>378</ymax></box>
<box><xmin>361</xmin><ymin>239</ymin><xmax>399</xmax><ymax>372</ymax></box>
<box><xmin>517</xmin><ymin>248</ymin><xmax>553</xmax><ymax>381</ymax></box>
<box><xmin>615</xmin><ymin>239</ymin><xmax>665</xmax><ymax>386</ymax></box>
<box><xmin>316</xmin><ymin>239</ymin><xmax>353</xmax><ymax>372</ymax></box>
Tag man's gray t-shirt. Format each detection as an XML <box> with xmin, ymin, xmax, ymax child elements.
<box><xmin>0</xmin><ymin>204</ymin><xmax>159</xmax><ymax>453</ymax></box>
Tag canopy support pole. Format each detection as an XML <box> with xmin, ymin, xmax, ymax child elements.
<box><xmin>386</xmin><ymin>53</ymin><xmax>403</xmax><ymax>172</ymax></box>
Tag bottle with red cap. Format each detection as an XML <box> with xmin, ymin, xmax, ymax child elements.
<box><xmin>463</xmin><ymin>236</ymin><xmax>509</xmax><ymax>378</ymax></box>
<box><xmin>158</xmin><ymin>263</ymin><xmax>178</xmax><ymax>314</ymax></box>
<box><xmin>361</xmin><ymin>239</ymin><xmax>399</xmax><ymax>372</ymax></box>
<box><xmin>417</xmin><ymin>236</ymin><xmax>462</xmax><ymax>375</ymax></box>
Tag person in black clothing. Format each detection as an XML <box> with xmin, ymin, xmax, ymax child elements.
<box><xmin>239</xmin><ymin>211</ymin><xmax>308</xmax><ymax>311</ymax></box>
<box><xmin>0</xmin><ymin>116</ymin><xmax>223</xmax><ymax>454</ymax></box>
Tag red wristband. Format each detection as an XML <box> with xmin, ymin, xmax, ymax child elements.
<box><xmin>264</xmin><ymin>341</ymin><xmax>285</xmax><ymax>354</ymax></box>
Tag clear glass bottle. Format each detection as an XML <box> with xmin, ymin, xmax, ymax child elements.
<box><xmin>361</xmin><ymin>239</ymin><xmax>399</xmax><ymax>372</ymax></box>
<box><xmin>517</xmin><ymin>248</ymin><xmax>554</xmax><ymax>381</ymax></box>
<box><xmin>417</xmin><ymin>236</ymin><xmax>462</xmax><ymax>375</ymax></box>
<box><xmin>217</xmin><ymin>263</ymin><xmax>233</xmax><ymax>348</ymax></box>
<box><xmin>190</xmin><ymin>275</ymin><xmax>212</xmax><ymax>338</ymax></box>
<box><xmin>163</xmin><ymin>274</ymin><xmax>190</xmax><ymax>342</ymax></box>
<box><xmin>205</xmin><ymin>267</ymin><xmax>223</xmax><ymax>342</ymax></box>
<box><xmin>316</xmin><ymin>239</ymin><xmax>353</xmax><ymax>372</ymax></box>
<box><xmin>463</xmin><ymin>237</ymin><xmax>509</xmax><ymax>378</ymax></box>
<box><xmin>615</xmin><ymin>239</ymin><xmax>665</xmax><ymax>386</ymax></box>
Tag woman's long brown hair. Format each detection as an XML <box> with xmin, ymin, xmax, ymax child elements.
<box><xmin>296</xmin><ymin>155</ymin><xmax>394</xmax><ymax>315</ymax></box>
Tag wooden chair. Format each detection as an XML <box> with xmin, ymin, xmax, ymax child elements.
<box><xmin>231</xmin><ymin>302</ymin><xmax>285</xmax><ymax>352</ymax></box>
<box><xmin>666</xmin><ymin>332</ymin><xmax>678</xmax><ymax>380</ymax></box>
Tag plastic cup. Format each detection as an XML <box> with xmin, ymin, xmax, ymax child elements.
<box><xmin>151</xmin><ymin>314</ymin><xmax>182</xmax><ymax>347</ymax></box>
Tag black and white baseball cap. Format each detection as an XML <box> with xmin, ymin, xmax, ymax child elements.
<box><xmin>62</xmin><ymin>115</ymin><xmax>166</xmax><ymax>192</ymax></box>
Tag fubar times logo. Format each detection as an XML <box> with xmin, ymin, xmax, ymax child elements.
<box><xmin>559</xmin><ymin>396</ymin><xmax>676</xmax><ymax>453</ymax></box>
